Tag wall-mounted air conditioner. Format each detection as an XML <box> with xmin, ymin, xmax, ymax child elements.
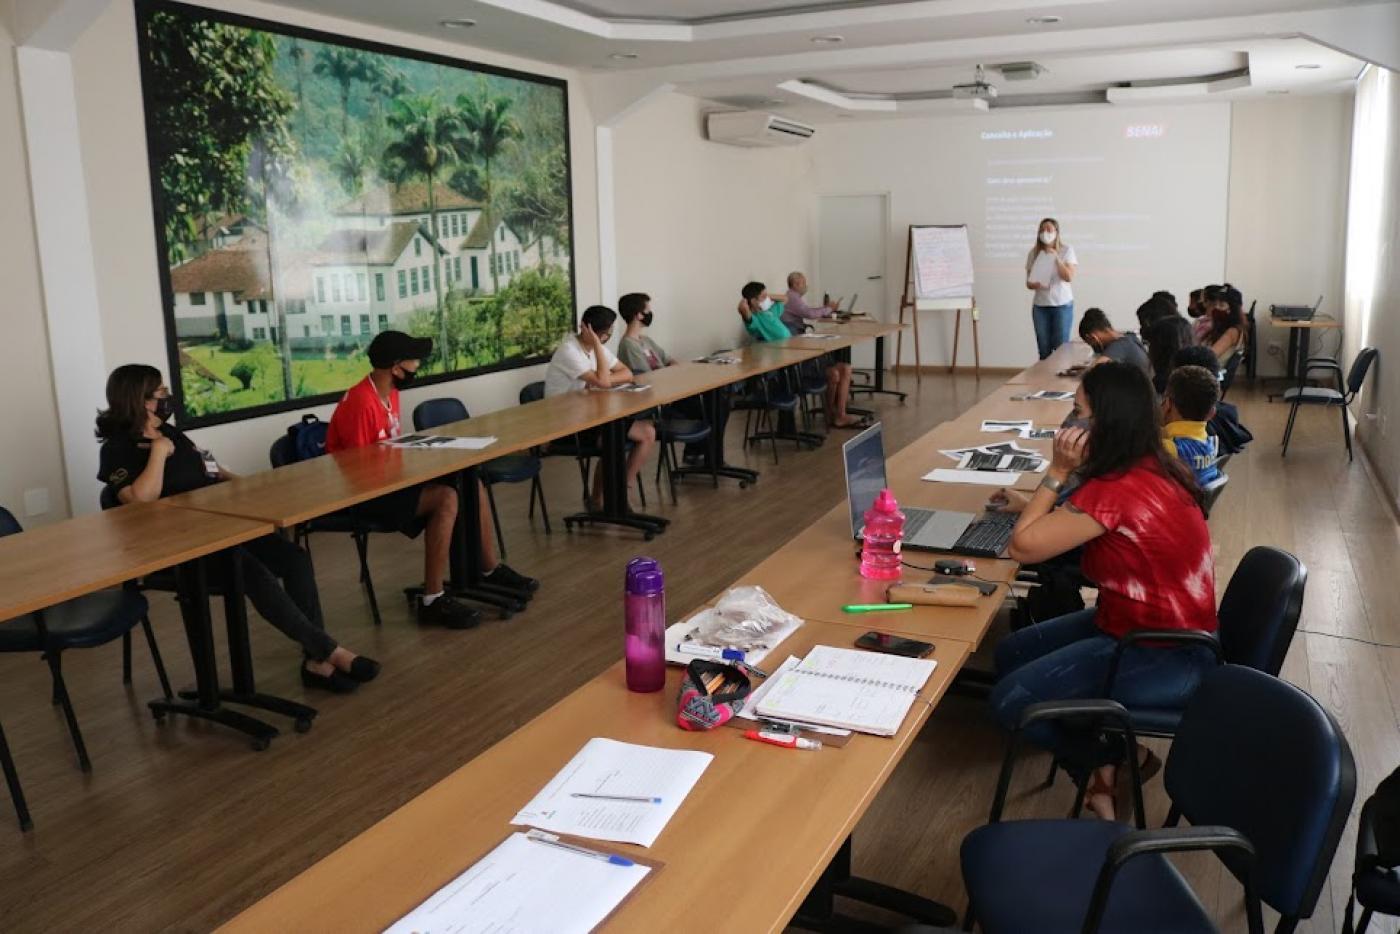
<box><xmin>706</xmin><ymin>111</ymin><xmax>815</xmax><ymax>147</ymax></box>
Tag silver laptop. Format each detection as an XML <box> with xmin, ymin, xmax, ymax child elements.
<box><xmin>843</xmin><ymin>423</ymin><xmax>976</xmax><ymax>552</ymax></box>
<box><xmin>1273</xmin><ymin>295</ymin><xmax>1322</xmax><ymax>321</ymax></box>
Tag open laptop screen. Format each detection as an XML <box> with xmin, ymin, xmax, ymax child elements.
<box><xmin>843</xmin><ymin>423</ymin><xmax>887</xmax><ymax>538</ymax></box>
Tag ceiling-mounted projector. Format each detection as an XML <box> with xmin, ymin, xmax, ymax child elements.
<box><xmin>953</xmin><ymin>64</ymin><xmax>999</xmax><ymax>101</ymax></box>
<box><xmin>995</xmin><ymin>61</ymin><xmax>1046</xmax><ymax>81</ymax></box>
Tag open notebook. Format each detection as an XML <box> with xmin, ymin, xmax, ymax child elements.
<box><xmin>753</xmin><ymin>645</ymin><xmax>937</xmax><ymax>736</ymax></box>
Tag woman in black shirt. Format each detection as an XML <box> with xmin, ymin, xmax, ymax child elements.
<box><xmin>96</xmin><ymin>364</ymin><xmax>377</xmax><ymax>693</ymax></box>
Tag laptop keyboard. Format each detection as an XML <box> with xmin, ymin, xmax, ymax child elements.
<box><xmin>903</xmin><ymin>510</ymin><xmax>933</xmax><ymax>538</ymax></box>
<box><xmin>952</xmin><ymin>511</ymin><xmax>1018</xmax><ymax>558</ymax></box>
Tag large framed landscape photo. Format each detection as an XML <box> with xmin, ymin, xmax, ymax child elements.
<box><xmin>135</xmin><ymin>0</ymin><xmax>577</xmax><ymax>426</ymax></box>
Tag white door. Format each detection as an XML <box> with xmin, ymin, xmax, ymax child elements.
<box><xmin>818</xmin><ymin>194</ymin><xmax>887</xmax><ymax>367</ymax></box>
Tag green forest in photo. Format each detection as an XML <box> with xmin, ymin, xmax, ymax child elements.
<box><xmin>139</xmin><ymin>2</ymin><xmax>576</xmax><ymax>422</ymax></box>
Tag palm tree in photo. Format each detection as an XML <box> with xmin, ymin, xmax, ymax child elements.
<box><xmin>456</xmin><ymin>90</ymin><xmax>522</xmax><ymax>301</ymax></box>
<box><xmin>312</xmin><ymin>46</ymin><xmax>372</xmax><ymax>138</ymax></box>
<box><xmin>287</xmin><ymin>38</ymin><xmax>310</xmax><ymax>139</ymax></box>
<box><xmin>333</xmin><ymin>133</ymin><xmax>369</xmax><ymax>196</ymax></box>
<box><xmin>383</xmin><ymin>94</ymin><xmax>471</xmax><ymax>369</ymax></box>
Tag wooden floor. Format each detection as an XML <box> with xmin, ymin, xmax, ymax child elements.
<box><xmin>0</xmin><ymin>373</ymin><xmax>1396</xmax><ymax>933</ymax></box>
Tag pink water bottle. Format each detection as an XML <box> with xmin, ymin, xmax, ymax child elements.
<box><xmin>859</xmin><ymin>489</ymin><xmax>905</xmax><ymax>581</ymax></box>
<box><xmin>624</xmin><ymin>557</ymin><xmax>667</xmax><ymax>692</ymax></box>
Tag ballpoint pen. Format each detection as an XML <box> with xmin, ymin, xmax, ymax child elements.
<box><xmin>570</xmin><ymin>793</ymin><xmax>662</xmax><ymax>804</ymax></box>
<box><xmin>525</xmin><ymin>829</ymin><xmax>636</xmax><ymax>866</ymax></box>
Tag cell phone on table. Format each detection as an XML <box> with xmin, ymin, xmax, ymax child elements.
<box><xmin>855</xmin><ymin>631</ymin><xmax>934</xmax><ymax>658</ymax></box>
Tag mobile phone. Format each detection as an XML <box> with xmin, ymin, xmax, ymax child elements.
<box><xmin>855</xmin><ymin>631</ymin><xmax>934</xmax><ymax>658</ymax></box>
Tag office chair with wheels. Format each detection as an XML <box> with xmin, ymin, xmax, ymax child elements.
<box><xmin>269</xmin><ymin>435</ymin><xmax>394</xmax><ymax>626</ymax></box>
<box><xmin>413</xmin><ymin>397</ymin><xmax>551</xmax><ymax>561</ymax></box>
<box><xmin>962</xmin><ymin>665</ymin><xmax>1355</xmax><ymax>934</ymax></box>
<box><xmin>1281</xmin><ymin>347</ymin><xmax>1378</xmax><ymax>460</ymax></box>
<box><xmin>1043</xmin><ymin>546</ymin><xmax>1305</xmax><ymax>794</ymax></box>
<box><xmin>0</xmin><ymin>506</ymin><xmax>172</xmax><ymax>776</ymax></box>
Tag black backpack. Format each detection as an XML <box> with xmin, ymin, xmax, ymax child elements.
<box><xmin>1343</xmin><ymin>765</ymin><xmax>1400</xmax><ymax>932</ymax></box>
<box><xmin>285</xmin><ymin>414</ymin><xmax>329</xmax><ymax>463</ymax></box>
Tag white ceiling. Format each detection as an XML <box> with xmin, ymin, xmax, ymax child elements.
<box><xmin>264</xmin><ymin>0</ymin><xmax>1371</xmax><ymax>120</ymax></box>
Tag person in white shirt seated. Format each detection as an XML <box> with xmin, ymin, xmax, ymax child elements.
<box><xmin>544</xmin><ymin>304</ymin><xmax>657</xmax><ymax>512</ymax></box>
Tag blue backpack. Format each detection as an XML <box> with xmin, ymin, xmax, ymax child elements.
<box><xmin>285</xmin><ymin>414</ymin><xmax>328</xmax><ymax>463</ymax></box>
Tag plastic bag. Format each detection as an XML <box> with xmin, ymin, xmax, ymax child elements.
<box><xmin>689</xmin><ymin>585</ymin><xmax>800</xmax><ymax>647</ymax></box>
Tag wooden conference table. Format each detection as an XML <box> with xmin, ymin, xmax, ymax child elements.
<box><xmin>222</xmin><ymin>343</ymin><xmax>1088</xmax><ymax>932</ymax></box>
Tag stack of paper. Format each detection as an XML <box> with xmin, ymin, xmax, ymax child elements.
<box><xmin>513</xmin><ymin>738</ymin><xmax>713</xmax><ymax>847</ymax></box>
<box><xmin>382</xmin><ymin>434</ymin><xmax>497</xmax><ymax>450</ymax></box>
<box><xmin>383</xmin><ymin>831</ymin><xmax>651</xmax><ymax>934</ymax></box>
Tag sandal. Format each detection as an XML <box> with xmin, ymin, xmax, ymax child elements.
<box><xmin>1083</xmin><ymin>771</ymin><xmax>1117</xmax><ymax>822</ymax></box>
<box><xmin>832</xmin><ymin>416</ymin><xmax>873</xmax><ymax>430</ymax></box>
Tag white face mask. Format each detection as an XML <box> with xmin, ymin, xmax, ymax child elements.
<box><xmin>1040</xmin><ymin>230</ymin><xmax>1057</xmax><ymax>246</ymax></box>
<box><xmin>758</xmin><ymin>297</ymin><xmax>774</xmax><ymax>311</ymax></box>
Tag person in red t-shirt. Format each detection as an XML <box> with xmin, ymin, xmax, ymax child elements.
<box><xmin>327</xmin><ymin>331</ymin><xmax>538</xmax><ymax>630</ymax></box>
<box><xmin>987</xmin><ymin>360</ymin><xmax>1217</xmax><ymax>821</ymax></box>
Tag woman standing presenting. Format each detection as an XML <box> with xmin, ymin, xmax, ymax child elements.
<box><xmin>1025</xmin><ymin>218</ymin><xmax>1078</xmax><ymax>359</ymax></box>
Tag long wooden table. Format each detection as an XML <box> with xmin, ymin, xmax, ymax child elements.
<box><xmin>221</xmin><ymin>341</ymin><xmax>1087</xmax><ymax>932</ymax></box>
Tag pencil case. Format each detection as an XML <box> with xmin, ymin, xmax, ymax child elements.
<box><xmin>676</xmin><ymin>660</ymin><xmax>752</xmax><ymax>731</ymax></box>
<box><xmin>887</xmin><ymin>582</ymin><xmax>984</xmax><ymax>607</ymax></box>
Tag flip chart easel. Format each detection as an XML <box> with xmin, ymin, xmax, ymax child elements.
<box><xmin>897</xmin><ymin>224</ymin><xmax>980</xmax><ymax>381</ymax></box>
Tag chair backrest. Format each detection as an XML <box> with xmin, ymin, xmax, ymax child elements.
<box><xmin>1217</xmin><ymin>546</ymin><xmax>1306</xmax><ymax>675</ymax></box>
<box><xmin>1200</xmin><ymin>474</ymin><xmax>1229</xmax><ymax>518</ymax></box>
<box><xmin>269</xmin><ymin>434</ymin><xmax>296</xmax><ymax>468</ymax></box>
<box><xmin>1346</xmin><ymin>347</ymin><xmax>1379</xmax><ymax>397</ymax></box>
<box><xmin>0</xmin><ymin>505</ymin><xmax>20</xmax><ymax>537</ymax></box>
<box><xmin>1221</xmin><ymin>348</ymin><xmax>1244</xmax><ymax>396</ymax></box>
<box><xmin>520</xmin><ymin>381</ymin><xmax>545</xmax><ymax>404</ymax></box>
<box><xmin>1165</xmin><ymin>665</ymin><xmax>1355</xmax><ymax>922</ymax></box>
<box><xmin>413</xmin><ymin>397</ymin><xmax>469</xmax><ymax>431</ymax></box>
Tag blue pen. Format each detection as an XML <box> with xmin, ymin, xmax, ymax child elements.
<box><xmin>525</xmin><ymin>829</ymin><xmax>635</xmax><ymax>867</ymax></box>
<box><xmin>570</xmin><ymin>792</ymin><xmax>662</xmax><ymax>804</ymax></box>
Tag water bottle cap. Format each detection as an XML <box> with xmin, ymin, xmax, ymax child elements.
<box><xmin>625</xmin><ymin>557</ymin><xmax>664</xmax><ymax>595</ymax></box>
<box><xmin>873</xmin><ymin>488</ymin><xmax>899</xmax><ymax>514</ymax></box>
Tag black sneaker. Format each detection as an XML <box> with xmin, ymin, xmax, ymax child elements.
<box><xmin>418</xmin><ymin>594</ymin><xmax>481</xmax><ymax>629</ymax></box>
<box><xmin>486</xmin><ymin>563</ymin><xmax>540</xmax><ymax>594</ymax></box>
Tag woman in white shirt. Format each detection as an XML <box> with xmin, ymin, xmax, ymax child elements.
<box><xmin>1025</xmin><ymin>218</ymin><xmax>1079</xmax><ymax>359</ymax></box>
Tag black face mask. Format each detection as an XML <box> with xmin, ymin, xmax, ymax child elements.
<box><xmin>153</xmin><ymin>396</ymin><xmax>174</xmax><ymax>423</ymax></box>
<box><xmin>641</xmin><ymin>311</ymin><xmax>654</xmax><ymax>328</ymax></box>
<box><xmin>392</xmin><ymin>369</ymin><xmax>418</xmax><ymax>391</ymax></box>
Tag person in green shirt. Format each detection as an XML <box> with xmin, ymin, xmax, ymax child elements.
<box><xmin>735</xmin><ymin>281</ymin><xmax>866</xmax><ymax>428</ymax></box>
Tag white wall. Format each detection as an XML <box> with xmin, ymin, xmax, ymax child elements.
<box><xmin>611</xmin><ymin>92</ymin><xmax>815</xmax><ymax>360</ymax></box>
<box><xmin>1345</xmin><ymin>65</ymin><xmax>1400</xmax><ymax>507</ymax></box>
<box><xmin>1228</xmin><ymin>94</ymin><xmax>1353</xmax><ymax>377</ymax></box>
<box><xmin>0</xmin><ymin>13</ymin><xmax>72</xmax><ymax>526</ymax></box>
<box><xmin>13</xmin><ymin>0</ymin><xmax>602</xmax><ymax>500</ymax></box>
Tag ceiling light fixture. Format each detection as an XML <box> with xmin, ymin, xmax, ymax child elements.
<box><xmin>609</xmin><ymin>52</ymin><xmax>639</xmax><ymax>60</ymax></box>
<box><xmin>1026</xmin><ymin>15</ymin><xmax>1062</xmax><ymax>25</ymax></box>
<box><xmin>1295</xmin><ymin>63</ymin><xmax>1321</xmax><ymax>70</ymax></box>
<box><xmin>811</xmin><ymin>35</ymin><xmax>844</xmax><ymax>44</ymax></box>
<box><xmin>439</xmin><ymin>18</ymin><xmax>476</xmax><ymax>28</ymax></box>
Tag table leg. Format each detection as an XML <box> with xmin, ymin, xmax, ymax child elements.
<box><xmin>791</xmin><ymin>835</ymin><xmax>957</xmax><ymax>931</ymax></box>
<box><xmin>851</xmin><ymin>334</ymin><xmax>907</xmax><ymax>403</ymax></box>
<box><xmin>669</xmin><ymin>387</ymin><xmax>758</xmax><ymax>487</ymax></box>
<box><xmin>149</xmin><ymin>557</ymin><xmax>280</xmax><ymax>750</ymax></box>
<box><xmin>748</xmin><ymin>368</ymin><xmax>825</xmax><ymax>447</ymax></box>
<box><xmin>447</xmin><ymin>467</ymin><xmax>531</xmax><ymax>616</ymax></box>
<box><xmin>1268</xmin><ymin>327</ymin><xmax>1304</xmax><ymax>402</ymax></box>
<box><xmin>563</xmin><ymin>418</ymin><xmax>671</xmax><ymax>539</ymax></box>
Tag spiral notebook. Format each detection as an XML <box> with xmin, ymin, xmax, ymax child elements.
<box><xmin>753</xmin><ymin>645</ymin><xmax>937</xmax><ymax>736</ymax></box>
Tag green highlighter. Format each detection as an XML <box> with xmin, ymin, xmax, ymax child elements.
<box><xmin>842</xmin><ymin>603</ymin><xmax>914</xmax><ymax>613</ymax></box>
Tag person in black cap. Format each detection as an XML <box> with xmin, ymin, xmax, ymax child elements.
<box><xmin>327</xmin><ymin>331</ymin><xmax>538</xmax><ymax>630</ymax></box>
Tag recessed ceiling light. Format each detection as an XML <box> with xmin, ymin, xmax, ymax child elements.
<box><xmin>609</xmin><ymin>52</ymin><xmax>639</xmax><ymax>60</ymax></box>
<box><xmin>811</xmin><ymin>35</ymin><xmax>844</xmax><ymax>44</ymax></box>
<box><xmin>1295</xmin><ymin>63</ymin><xmax>1321</xmax><ymax>70</ymax></box>
<box><xmin>1026</xmin><ymin>15</ymin><xmax>1062</xmax><ymax>25</ymax></box>
<box><xmin>439</xmin><ymin>18</ymin><xmax>476</xmax><ymax>28</ymax></box>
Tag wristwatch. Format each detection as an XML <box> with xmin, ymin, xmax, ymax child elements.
<box><xmin>1040</xmin><ymin>475</ymin><xmax>1065</xmax><ymax>495</ymax></box>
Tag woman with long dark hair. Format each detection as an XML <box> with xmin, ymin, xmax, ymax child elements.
<box><xmin>96</xmin><ymin>364</ymin><xmax>378</xmax><ymax>694</ymax></box>
<box><xmin>987</xmin><ymin>361</ymin><xmax>1217</xmax><ymax>820</ymax></box>
<box><xmin>1202</xmin><ymin>283</ymin><xmax>1247</xmax><ymax>365</ymax></box>
<box><xmin>1143</xmin><ymin>313</ymin><xmax>1194</xmax><ymax>395</ymax></box>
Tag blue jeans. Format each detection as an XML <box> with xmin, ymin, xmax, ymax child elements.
<box><xmin>989</xmin><ymin>609</ymin><xmax>1216</xmax><ymax>775</ymax></box>
<box><xmin>1032</xmin><ymin>302</ymin><xmax>1073</xmax><ymax>359</ymax></box>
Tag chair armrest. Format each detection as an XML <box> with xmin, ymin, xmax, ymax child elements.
<box><xmin>1101</xmin><ymin>629</ymin><xmax>1222</xmax><ymax>697</ymax></box>
<box><xmin>1084</xmin><ymin>826</ymin><xmax>1262</xmax><ymax>934</ymax></box>
<box><xmin>988</xmin><ymin>700</ymin><xmax>1140</xmax><ymax>825</ymax></box>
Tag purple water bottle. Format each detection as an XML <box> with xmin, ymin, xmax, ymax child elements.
<box><xmin>624</xmin><ymin>557</ymin><xmax>667</xmax><ymax>692</ymax></box>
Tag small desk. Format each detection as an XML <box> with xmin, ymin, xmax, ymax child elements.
<box><xmin>1269</xmin><ymin>313</ymin><xmax>1342</xmax><ymax>387</ymax></box>
<box><xmin>219</xmin><ymin>618</ymin><xmax>971</xmax><ymax>933</ymax></box>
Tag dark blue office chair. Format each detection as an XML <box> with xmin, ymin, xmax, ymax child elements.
<box><xmin>269</xmin><ymin>435</ymin><xmax>393</xmax><ymax>626</ymax></box>
<box><xmin>961</xmin><ymin>665</ymin><xmax>1355</xmax><ymax>934</ymax></box>
<box><xmin>1282</xmin><ymin>346</ymin><xmax>1378</xmax><ymax>461</ymax></box>
<box><xmin>412</xmin><ymin>397</ymin><xmax>551</xmax><ymax>560</ymax></box>
<box><xmin>653</xmin><ymin>410</ymin><xmax>711</xmax><ymax>504</ymax></box>
<box><xmin>1345</xmin><ymin>791</ymin><xmax>1400</xmax><ymax>933</ymax></box>
<box><xmin>738</xmin><ymin>373</ymin><xmax>802</xmax><ymax>465</ymax></box>
<box><xmin>0</xmin><ymin>506</ymin><xmax>172</xmax><ymax>778</ymax></box>
<box><xmin>519</xmin><ymin>381</ymin><xmax>647</xmax><ymax>510</ymax></box>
